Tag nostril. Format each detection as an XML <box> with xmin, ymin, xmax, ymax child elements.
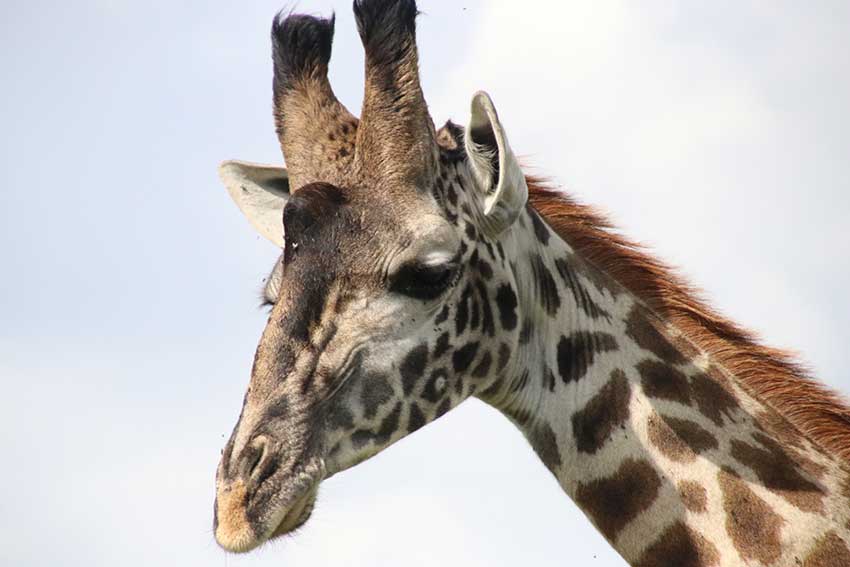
<box><xmin>244</xmin><ymin>436</ymin><xmax>271</xmax><ymax>479</ymax></box>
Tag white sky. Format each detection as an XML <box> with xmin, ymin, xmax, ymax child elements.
<box><xmin>1</xmin><ymin>1</ymin><xmax>848</xmax><ymax>566</ymax></box>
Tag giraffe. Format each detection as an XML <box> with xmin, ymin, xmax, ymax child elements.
<box><xmin>213</xmin><ymin>1</ymin><xmax>850</xmax><ymax>565</ymax></box>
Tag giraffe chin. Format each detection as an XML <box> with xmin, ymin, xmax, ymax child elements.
<box><xmin>267</xmin><ymin>486</ymin><xmax>318</xmax><ymax>541</ymax></box>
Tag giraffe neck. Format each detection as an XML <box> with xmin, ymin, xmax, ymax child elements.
<box><xmin>479</xmin><ymin>205</ymin><xmax>850</xmax><ymax>566</ymax></box>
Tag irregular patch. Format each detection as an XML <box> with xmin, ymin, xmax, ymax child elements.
<box><xmin>543</xmin><ymin>365</ymin><xmax>556</xmax><ymax>392</ymax></box>
<box><xmin>264</xmin><ymin>394</ymin><xmax>290</xmax><ymax>422</ymax></box>
<box><xmin>476</xmin><ymin>257</ymin><xmax>493</xmax><ymax>280</ymax></box>
<box><xmin>497</xmin><ymin>342</ymin><xmax>511</xmax><ymax>372</ymax></box>
<box><xmin>455</xmin><ymin>285</ymin><xmax>471</xmax><ymax>335</ymax></box>
<box><xmin>374</xmin><ymin>402</ymin><xmax>402</xmax><ymax>445</ymax></box>
<box><xmin>471</xmin><ymin>351</ymin><xmax>492</xmax><ymax>379</ymax></box>
<box><xmin>496</xmin><ymin>241</ymin><xmax>506</xmax><ymax>261</ymax></box>
<box><xmin>635</xmin><ymin>522</ymin><xmax>720</xmax><ymax>567</ymax></box>
<box><xmin>803</xmin><ymin>531</ymin><xmax>850</xmax><ymax>567</ymax></box>
<box><xmin>529</xmin><ymin>208</ymin><xmax>551</xmax><ymax>245</ymax></box>
<box><xmin>452</xmin><ymin>342</ymin><xmax>480</xmax><ymax>373</ymax></box>
<box><xmin>554</xmin><ymin>257</ymin><xmax>610</xmax><ymax>320</ymax></box>
<box><xmin>557</xmin><ymin>332</ymin><xmax>619</xmax><ymax>384</ymax></box>
<box><xmin>667</xmin><ymin>416</ymin><xmax>718</xmax><ymax>453</ymax></box>
<box><xmin>407</xmin><ymin>402</ymin><xmax>425</xmax><ymax>434</ymax></box>
<box><xmin>624</xmin><ymin>305</ymin><xmax>685</xmax><ymax>365</ymax></box>
<box><xmin>434</xmin><ymin>304</ymin><xmax>449</xmax><ymax>325</ymax></box>
<box><xmin>434</xmin><ymin>397</ymin><xmax>451</xmax><ymax>419</ymax></box>
<box><xmin>474</xmin><ymin>280</ymin><xmax>496</xmax><ymax>336</ymax></box>
<box><xmin>353</xmin><ymin>401</ymin><xmax>403</xmax><ymax>449</ymax></box>
<box><xmin>679</xmin><ymin>480</ymin><xmax>708</xmax><ymax>513</ymax></box>
<box><xmin>510</xmin><ymin>369</ymin><xmax>530</xmax><ymax>392</ymax></box>
<box><xmin>469</xmin><ymin>293</ymin><xmax>481</xmax><ymax>330</ymax></box>
<box><xmin>572</xmin><ymin>369</ymin><xmax>631</xmax><ymax>454</ymax></box>
<box><xmin>575</xmin><ymin>459</ymin><xmax>662</xmax><ymax>542</ymax></box>
<box><xmin>495</xmin><ymin>283</ymin><xmax>518</xmax><ymax>331</ymax></box>
<box><xmin>400</xmin><ymin>343</ymin><xmax>428</xmax><ymax>396</ymax></box>
<box><xmin>638</xmin><ymin>359</ymin><xmax>691</xmax><ymax>404</ymax></box>
<box><xmin>326</xmin><ymin>405</ymin><xmax>354</xmax><ymax>431</ymax></box>
<box><xmin>648</xmin><ymin>413</ymin><xmax>717</xmax><ymax>463</ymax></box>
<box><xmin>519</xmin><ymin>319</ymin><xmax>533</xmax><ymax>345</ymax></box>
<box><xmin>718</xmin><ymin>467</ymin><xmax>784</xmax><ymax>565</ymax></box>
<box><xmin>433</xmin><ymin>332</ymin><xmax>450</xmax><ymax>359</ymax></box>
<box><xmin>648</xmin><ymin>414</ymin><xmax>695</xmax><ymax>463</ymax></box>
<box><xmin>531</xmin><ymin>254</ymin><xmax>561</xmax><ymax>316</ymax></box>
<box><xmin>755</xmin><ymin>409</ymin><xmax>805</xmax><ymax>451</ymax></box>
<box><xmin>360</xmin><ymin>372</ymin><xmax>393</xmax><ymax>420</ymax></box>
<box><xmin>528</xmin><ymin>422</ymin><xmax>562</xmax><ymax>472</ymax></box>
<box><xmin>422</xmin><ymin>369</ymin><xmax>449</xmax><ymax>404</ymax></box>
<box><xmin>690</xmin><ymin>372</ymin><xmax>739</xmax><ymax>426</ymax></box>
<box><xmin>573</xmin><ymin>254</ymin><xmax>621</xmax><ymax>298</ymax></box>
<box><xmin>731</xmin><ymin>436</ymin><xmax>824</xmax><ymax>513</ymax></box>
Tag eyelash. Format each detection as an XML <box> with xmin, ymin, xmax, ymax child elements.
<box><xmin>389</xmin><ymin>263</ymin><xmax>459</xmax><ymax>300</ymax></box>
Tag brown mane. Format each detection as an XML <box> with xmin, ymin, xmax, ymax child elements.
<box><xmin>527</xmin><ymin>176</ymin><xmax>850</xmax><ymax>463</ymax></box>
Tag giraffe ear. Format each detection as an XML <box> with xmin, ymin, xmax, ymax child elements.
<box><xmin>465</xmin><ymin>91</ymin><xmax>528</xmax><ymax>235</ymax></box>
<box><xmin>219</xmin><ymin>160</ymin><xmax>290</xmax><ymax>247</ymax></box>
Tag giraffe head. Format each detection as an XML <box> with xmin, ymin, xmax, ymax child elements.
<box><xmin>213</xmin><ymin>0</ymin><xmax>529</xmax><ymax>552</ymax></box>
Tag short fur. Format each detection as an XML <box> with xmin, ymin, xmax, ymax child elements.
<box><xmin>353</xmin><ymin>0</ymin><xmax>436</xmax><ymax>187</ymax></box>
<box><xmin>528</xmin><ymin>177</ymin><xmax>850</xmax><ymax>462</ymax></box>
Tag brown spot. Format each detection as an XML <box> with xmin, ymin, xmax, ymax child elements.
<box><xmin>638</xmin><ymin>359</ymin><xmax>691</xmax><ymax>404</ymax></box>
<box><xmin>528</xmin><ymin>422</ymin><xmax>562</xmax><ymax>472</ymax></box>
<box><xmin>572</xmin><ymin>369</ymin><xmax>631</xmax><ymax>454</ymax></box>
<box><xmin>755</xmin><ymin>408</ymin><xmax>805</xmax><ymax>451</ymax></box>
<box><xmin>625</xmin><ymin>305</ymin><xmax>685</xmax><ymax>365</ymax></box>
<box><xmin>571</xmin><ymin>253</ymin><xmax>621</xmax><ymax>298</ymax></box>
<box><xmin>803</xmin><ymin>531</ymin><xmax>850</xmax><ymax>567</ymax></box>
<box><xmin>635</xmin><ymin>521</ymin><xmax>719</xmax><ymax>567</ymax></box>
<box><xmin>731</xmin><ymin>435</ymin><xmax>824</xmax><ymax>513</ymax></box>
<box><xmin>530</xmin><ymin>181</ymin><xmax>850</xmax><ymax>464</ymax></box>
<box><xmin>690</xmin><ymin>372</ymin><xmax>739</xmax><ymax>426</ymax></box>
<box><xmin>648</xmin><ymin>413</ymin><xmax>718</xmax><ymax>463</ymax></box>
<box><xmin>718</xmin><ymin>468</ymin><xmax>784</xmax><ymax>565</ymax></box>
<box><xmin>557</xmin><ymin>331</ymin><xmax>619</xmax><ymax>384</ymax></box>
<box><xmin>679</xmin><ymin>481</ymin><xmax>707</xmax><ymax>513</ymax></box>
<box><xmin>575</xmin><ymin>458</ymin><xmax>661</xmax><ymax>542</ymax></box>
<box><xmin>669</xmin><ymin>332</ymin><xmax>702</xmax><ymax>360</ymax></box>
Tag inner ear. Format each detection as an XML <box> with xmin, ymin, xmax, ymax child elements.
<box><xmin>219</xmin><ymin>160</ymin><xmax>291</xmax><ymax>247</ymax></box>
<box><xmin>468</xmin><ymin>121</ymin><xmax>500</xmax><ymax>187</ymax></box>
<box><xmin>262</xmin><ymin>174</ymin><xmax>291</xmax><ymax>198</ymax></box>
<box><xmin>464</xmin><ymin>91</ymin><xmax>528</xmax><ymax>234</ymax></box>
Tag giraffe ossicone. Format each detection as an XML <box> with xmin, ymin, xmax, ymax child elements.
<box><xmin>213</xmin><ymin>1</ymin><xmax>850</xmax><ymax>564</ymax></box>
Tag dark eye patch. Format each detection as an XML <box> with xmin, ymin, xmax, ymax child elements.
<box><xmin>390</xmin><ymin>261</ymin><xmax>459</xmax><ymax>301</ymax></box>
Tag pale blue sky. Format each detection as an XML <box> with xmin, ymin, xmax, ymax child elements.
<box><xmin>2</xmin><ymin>1</ymin><xmax>849</xmax><ymax>566</ymax></box>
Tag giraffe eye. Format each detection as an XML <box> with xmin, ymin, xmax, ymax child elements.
<box><xmin>390</xmin><ymin>262</ymin><xmax>458</xmax><ymax>301</ymax></box>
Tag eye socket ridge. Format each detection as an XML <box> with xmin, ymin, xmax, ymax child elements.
<box><xmin>389</xmin><ymin>260</ymin><xmax>460</xmax><ymax>300</ymax></box>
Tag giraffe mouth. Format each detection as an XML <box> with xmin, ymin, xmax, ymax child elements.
<box><xmin>267</xmin><ymin>484</ymin><xmax>319</xmax><ymax>540</ymax></box>
<box><xmin>214</xmin><ymin>457</ymin><xmax>324</xmax><ymax>553</ymax></box>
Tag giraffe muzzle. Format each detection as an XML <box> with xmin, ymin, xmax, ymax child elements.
<box><xmin>213</xmin><ymin>433</ymin><xmax>325</xmax><ymax>552</ymax></box>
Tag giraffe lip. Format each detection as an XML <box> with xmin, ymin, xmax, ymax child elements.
<box><xmin>256</xmin><ymin>460</ymin><xmax>324</xmax><ymax>543</ymax></box>
<box><xmin>268</xmin><ymin>485</ymin><xmax>318</xmax><ymax>540</ymax></box>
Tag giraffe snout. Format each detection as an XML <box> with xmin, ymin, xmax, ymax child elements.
<box><xmin>213</xmin><ymin>424</ymin><xmax>324</xmax><ymax>552</ymax></box>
